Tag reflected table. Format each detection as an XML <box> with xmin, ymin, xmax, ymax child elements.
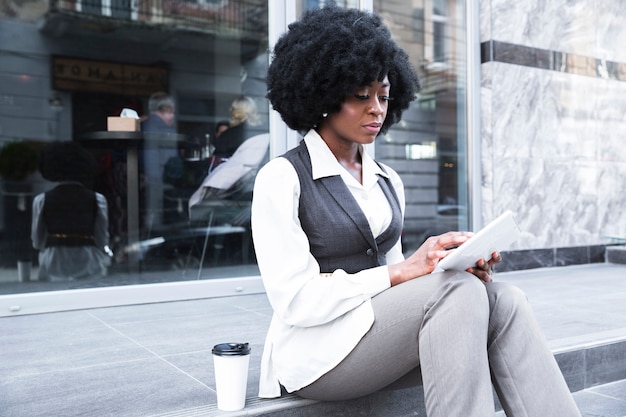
<box><xmin>81</xmin><ymin>131</ymin><xmax>186</xmax><ymax>271</ymax></box>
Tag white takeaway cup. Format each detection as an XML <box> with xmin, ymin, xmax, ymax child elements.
<box><xmin>212</xmin><ymin>342</ymin><xmax>251</xmax><ymax>411</ymax></box>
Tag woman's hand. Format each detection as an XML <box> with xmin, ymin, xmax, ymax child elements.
<box><xmin>466</xmin><ymin>251</ymin><xmax>502</xmax><ymax>283</ymax></box>
<box><xmin>388</xmin><ymin>232</ymin><xmax>473</xmax><ymax>286</ymax></box>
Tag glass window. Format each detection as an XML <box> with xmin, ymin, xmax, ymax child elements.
<box><xmin>0</xmin><ymin>0</ymin><xmax>471</xmax><ymax>306</ymax></box>
<box><xmin>285</xmin><ymin>0</ymin><xmax>470</xmax><ymax>256</ymax></box>
<box><xmin>0</xmin><ymin>0</ymin><xmax>269</xmax><ymax>294</ymax></box>
<box><xmin>372</xmin><ymin>0</ymin><xmax>469</xmax><ymax>255</ymax></box>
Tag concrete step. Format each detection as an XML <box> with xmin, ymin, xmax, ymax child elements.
<box><xmin>169</xmin><ymin>336</ymin><xmax>626</xmax><ymax>417</ymax></box>
<box><xmin>607</xmin><ymin>245</ymin><xmax>626</xmax><ymax>264</ymax></box>
<box><xmin>199</xmin><ymin>264</ymin><xmax>626</xmax><ymax>417</ymax></box>
<box><xmin>4</xmin><ymin>264</ymin><xmax>625</xmax><ymax>417</ymax></box>
<box><xmin>555</xmin><ymin>335</ymin><xmax>626</xmax><ymax>394</ymax></box>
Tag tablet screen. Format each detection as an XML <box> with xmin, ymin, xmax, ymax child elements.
<box><xmin>436</xmin><ymin>210</ymin><xmax>521</xmax><ymax>271</ymax></box>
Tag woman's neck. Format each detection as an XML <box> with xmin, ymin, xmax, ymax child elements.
<box><xmin>326</xmin><ymin>140</ymin><xmax>362</xmax><ymax>184</ymax></box>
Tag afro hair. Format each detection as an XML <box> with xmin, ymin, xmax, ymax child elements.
<box><xmin>38</xmin><ymin>141</ymin><xmax>97</xmax><ymax>187</ymax></box>
<box><xmin>267</xmin><ymin>6</ymin><xmax>420</xmax><ymax>134</ymax></box>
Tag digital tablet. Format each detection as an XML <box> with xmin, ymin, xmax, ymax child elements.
<box><xmin>436</xmin><ymin>210</ymin><xmax>521</xmax><ymax>271</ymax></box>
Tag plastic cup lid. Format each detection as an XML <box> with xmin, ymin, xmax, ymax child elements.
<box><xmin>212</xmin><ymin>342</ymin><xmax>251</xmax><ymax>356</ymax></box>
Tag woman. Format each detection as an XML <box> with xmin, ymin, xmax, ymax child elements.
<box><xmin>251</xmin><ymin>6</ymin><xmax>581</xmax><ymax>417</ymax></box>
<box><xmin>212</xmin><ymin>95</ymin><xmax>262</xmax><ymax>160</ymax></box>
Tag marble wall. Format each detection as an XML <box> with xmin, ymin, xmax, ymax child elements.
<box><xmin>479</xmin><ymin>0</ymin><xmax>626</xmax><ymax>253</ymax></box>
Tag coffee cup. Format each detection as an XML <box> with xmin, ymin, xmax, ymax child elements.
<box><xmin>212</xmin><ymin>342</ymin><xmax>251</xmax><ymax>411</ymax></box>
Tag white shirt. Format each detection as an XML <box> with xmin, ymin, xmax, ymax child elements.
<box><xmin>251</xmin><ymin>130</ymin><xmax>406</xmax><ymax>398</ymax></box>
<box><xmin>31</xmin><ymin>184</ymin><xmax>110</xmax><ymax>281</ymax></box>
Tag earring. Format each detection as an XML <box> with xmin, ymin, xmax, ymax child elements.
<box><xmin>322</xmin><ymin>113</ymin><xmax>328</xmax><ymax>118</ymax></box>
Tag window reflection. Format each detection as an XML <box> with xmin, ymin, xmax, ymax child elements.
<box><xmin>0</xmin><ymin>0</ymin><xmax>470</xmax><ymax>296</ymax></box>
<box><xmin>373</xmin><ymin>0</ymin><xmax>468</xmax><ymax>254</ymax></box>
<box><xmin>0</xmin><ymin>0</ymin><xmax>268</xmax><ymax>293</ymax></box>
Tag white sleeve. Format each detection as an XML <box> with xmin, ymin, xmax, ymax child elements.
<box><xmin>93</xmin><ymin>192</ymin><xmax>110</xmax><ymax>249</ymax></box>
<box><xmin>251</xmin><ymin>158</ymin><xmax>391</xmax><ymax>328</ymax></box>
<box><xmin>31</xmin><ymin>193</ymin><xmax>46</xmax><ymax>250</ymax></box>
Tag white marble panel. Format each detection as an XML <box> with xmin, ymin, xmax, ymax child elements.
<box><xmin>480</xmin><ymin>63</ymin><xmax>494</xmax><ymax>219</ymax></box>
<box><xmin>595</xmin><ymin>78</ymin><xmax>626</xmax><ymax>138</ymax></box>
<box><xmin>480</xmin><ymin>0</ymin><xmax>491</xmax><ymax>43</ymax></box>
<box><xmin>548</xmin><ymin>72</ymin><xmax>598</xmax><ymax>160</ymax></box>
<box><xmin>489</xmin><ymin>156</ymin><xmax>599</xmax><ymax>249</ymax></box>
<box><xmin>597</xmin><ymin>162</ymin><xmax>626</xmax><ymax>239</ymax></box>
<box><xmin>489</xmin><ymin>64</ymin><xmax>558</xmax><ymax>160</ymax></box>
<box><xmin>597</xmin><ymin>119</ymin><xmax>626</xmax><ymax>164</ymax></box>
<box><xmin>596</xmin><ymin>0</ymin><xmax>626</xmax><ymax>63</ymax></box>
<box><xmin>490</xmin><ymin>0</ymin><xmax>597</xmax><ymax>57</ymax></box>
<box><xmin>481</xmin><ymin>62</ymin><xmax>626</xmax><ymax>249</ymax></box>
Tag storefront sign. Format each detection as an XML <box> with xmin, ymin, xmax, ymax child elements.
<box><xmin>51</xmin><ymin>56</ymin><xmax>169</xmax><ymax>96</ymax></box>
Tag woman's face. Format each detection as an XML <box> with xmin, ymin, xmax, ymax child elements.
<box><xmin>318</xmin><ymin>76</ymin><xmax>391</xmax><ymax>146</ymax></box>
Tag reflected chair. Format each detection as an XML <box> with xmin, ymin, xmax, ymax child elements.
<box><xmin>187</xmin><ymin>133</ymin><xmax>269</xmax><ymax>277</ymax></box>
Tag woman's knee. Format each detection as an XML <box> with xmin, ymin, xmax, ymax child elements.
<box><xmin>424</xmin><ymin>272</ymin><xmax>489</xmax><ymax>320</ymax></box>
<box><xmin>486</xmin><ymin>282</ymin><xmax>530</xmax><ymax>317</ymax></box>
<box><xmin>446</xmin><ymin>271</ymin><xmax>489</xmax><ymax>303</ymax></box>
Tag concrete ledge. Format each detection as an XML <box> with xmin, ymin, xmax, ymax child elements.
<box><xmin>233</xmin><ymin>336</ymin><xmax>626</xmax><ymax>417</ymax></box>
<box><xmin>151</xmin><ymin>336</ymin><xmax>626</xmax><ymax>417</ymax></box>
<box><xmin>556</xmin><ymin>337</ymin><xmax>626</xmax><ymax>393</ymax></box>
<box><xmin>149</xmin><ymin>394</ymin><xmax>317</xmax><ymax>417</ymax></box>
<box><xmin>607</xmin><ymin>245</ymin><xmax>626</xmax><ymax>264</ymax></box>
<box><xmin>496</xmin><ymin>245</ymin><xmax>607</xmax><ymax>272</ymax></box>
<box><xmin>254</xmin><ymin>389</ymin><xmax>425</xmax><ymax>417</ymax></box>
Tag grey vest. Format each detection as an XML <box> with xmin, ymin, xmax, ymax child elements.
<box><xmin>44</xmin><ymin>183</ymin><xmax>97</xmax><ymax>247</ymax></box>
<box><xmin>283</xmin><ymin>141</ymin><xmax>403</xmax><ymax>274</ymax></box>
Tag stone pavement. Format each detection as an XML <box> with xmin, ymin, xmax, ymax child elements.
<box><xmin>1</xmin><ymin>263</ymin><xmax>625</xmax><ymax>416</ymax></box>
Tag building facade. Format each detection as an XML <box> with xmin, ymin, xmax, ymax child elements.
<box><xmin>480</xmin><ymin>1</ymin><xmax>626</xmax><ymax>269</ymax></box>
<box><xmin>0</xmin><ymin>0</ymin><xmax>624</xmax><ymax>315</ymax></box>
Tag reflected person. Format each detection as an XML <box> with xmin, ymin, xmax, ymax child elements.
<box><xmin>214</xmin><ymin>120</ymin><xmax>230</xmax><ymax>139</ymax></box>
<box><xmin>211</xmin><ymin>95</ymin><xmax>262</xmax><ymax>163</ymax></box>
<box><xmin>141</xmin><ymin>91</ymin><xmax>179</xmax><ymax>228</ymax></box>
<box><xmin>32</xmin><ymin>141</ymin><xmax>110</xmax><ymax>281</ymax></box>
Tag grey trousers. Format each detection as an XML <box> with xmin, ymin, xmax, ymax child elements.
<box><xmin>296</xmin><ymin>271</ymin><xmax>581</xmax><ymax>417</ymax></box>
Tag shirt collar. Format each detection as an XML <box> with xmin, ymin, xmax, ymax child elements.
<box><xmin>303</xmin><ymin>129</ymin><xmax>389</xmax><ymax>184</ymax></box>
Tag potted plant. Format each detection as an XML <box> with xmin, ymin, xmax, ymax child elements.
<box><xmin>0</xmin><ymin>141</ymin><xmax>40</xmax><ymax>274</ymax></box>
<box><xmin>0</xmin><ymin>141</ymin><xmax>39</xmax><ymax>182</ymax></box>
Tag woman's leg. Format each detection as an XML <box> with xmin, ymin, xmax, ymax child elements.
<box><xmin>297</xmin><ymin>271</ymin><xmax>496</xmax><ymax>417</ymax></box>
<box><xmin>418</xmin><ymin>272</ymin><xmax>494</xmax><ymax>416</ymax></box>
<box><xmin>485</xmin><ymin>282</ymin><xmax>581</xmax><ymax>417</ymax></box>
